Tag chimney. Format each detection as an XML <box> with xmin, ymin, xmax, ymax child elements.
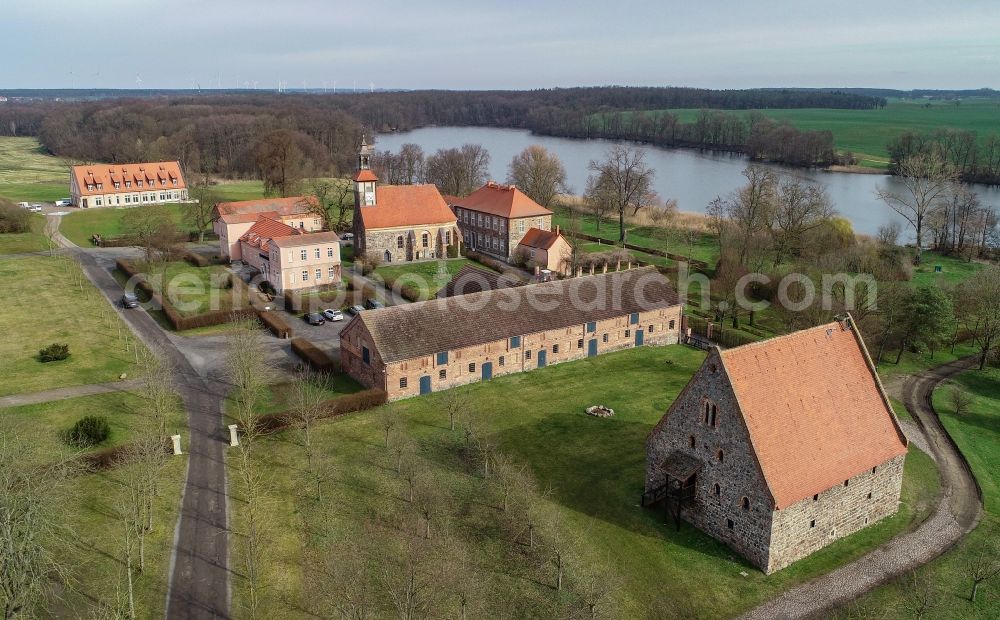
<box><xmin>555</xmin><ymin>224</ymin><xmax>560</xmax><ymax>235</ymax></box>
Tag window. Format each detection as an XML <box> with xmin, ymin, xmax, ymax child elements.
<box><xmin>625</xmin><ymin>329</ymin><xmax>631</xmax><ymax>338</ymax></box>
<box><xmin>439</xmin><ymin>369</ymin><xmax>447</xmax><ymax>379</ymax></box>
<box><xmin>114</xmin><ymin>182</ymin><xmax>120</xmax><ymax>189</ymax></box>
<box><xmin>813</xmin><ymin>494</ymin><xmax>819</xmax><ymax>501</ymax></box>
<box><xmin>871</xmin><ymin>466</ymin><xmax>877</xmax><ymax>474</ymax></box>
<box><xmin>519</xmin><ymin>219</ymin><xmax>525</xmax><ymax>233</ymax></box>
<box><xmin>704</xmin><ymin>402</ymin><xmax>711</xmax><ymax>424</ymax></box>
<box><xmin>315</xmin><ymin>269</ymin><xmax>322</xmax><ymax>280</ymax></box>
<box><xmin>327</xmin><ymin>247</ymin><xmax>334</xmax><ymax>257</ymax></box>
<box><xmin>810</xmin><ymin>519</ymin><xmax>816</xmax><ymax>528</ymax></box>
<box><xmin>498</xmin><ymin>356</ymin><xmax>505</xmax><ymax>367</ymax></box>
<box><xmin>689</xmin><ymin>435</ymin><xmax>696</xmax><ymax>449</ymax></box>
<box><xmin>741</xmin><ymin>497</ymin><xmax>750</xmax><ymax>511</ymax></box>
<box><xmin>727</xmin><ymin>519</ymin><xmax>734</xmax><ymax>530</ymax></box>
<box><xmin>552</xmin><ymin>344</ymin><xmax>559</xmax><ymax>354</ymax></box>
<box><xmin>437</xmin><ymin>352</ymin><xmax>448</xmax><ymax>365</ymax></box>
<box><xmin>315</xmin><ymin>248</ymin><xmax>321</xmax><ymax>259</ymax></box>
<box><xmin>400</xmin><ymin>377</ymin><xmax>408</xmax><ymax>389</ymax></box>
<box><xmin>717</xmin><ymin>450</ymin><xmax>724</xmax><ymax>463</ymax></box>
<box><xmin>669</xmin><ymin>319</ymin><xmax>676</xmax><ymax>329</ymax></box>
<box><xmin>510</xmin><ymin>336</ymin><xmax>521</xmax><ymax>348</ymax></box>
<box><xmin>302</xmin><ymin>270</ymin><xmax>309</xmax><ymax>281</ymax></box>
<box><xmin>397</xmin><ymin>235</ymin><xmax>404</xmax><ymax>248</ymax></box>
<box><xmin>602</xmin><ymin>334</ymin><xmax>609</xmax><ymax>343</ymax></box>
<box><xmin>710</xmin><ymin>404</ymin><xmax>718</xmax><ymax>426</ymax></box>
<box><xmin>300</xmin><ymin>250</ymin><xmax>308</xmax><ymax>260</ymax></box>
<box><xmin>422</xmin><ymin>233</ymin><xmax>429</xmax><ymax>248</ymax></box>
<box><xmin>586</xmin><ymin>321</ymin><xmax>596</xmax><ymax>333</ymax></box>
<box><xmin>125</xmin><ymin>181</ymin><xmax>131</xmax><ymax>188</ymax></box>
<box><xmin>445</xmin><ymin>230</ymin><xmax>451</xmax><ymax>245</ymax></box>
<box><xmin>649</xmin><ymin>325</ymin><xmax>655</xmax><ymax>333</ymax></box>
<box><xmin>468</xmin><ymin>363</ymin><xmax>476</xmax><ymax>373</ymax></box>
<box><xmin>362</xmin><ymin>346</ymin><xmax>370</xmax><ymax>364</ymax></box>
<box><xmin>867</xmin><ymin>492</ymin><xmax>872</xmax><ymax>499</ymax></box>
<box><xmin>714</xmin><ymin>483</ymin><xmax>721</xmax><ymax>497</ymax></box>
<box><xmin>525</xmin><ymin>350</ymin><xmax>532</xmax><ymax>360</ymax></box>
<box><xmin>577</xmin><ymin>339</ymin><xmax>584</xmax><ymax>349</ymax></box>
<box><xmin>95</xmin><ymin>198</ymin><xmax>102</xmax><ymax>206</ymax></box>
<box><xmin>630</xmin><ymin>313</ymin><xmax>639</xmax><ymax>324</ymax></box>
<box><xmin>844</xmin><ymin>479</ymin><xmax>850</xmax><ymax>487</ymax></box>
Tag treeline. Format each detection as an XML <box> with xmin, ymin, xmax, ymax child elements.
<box><xmin>527</xmin><ymin>108</ymin><xmax>839</xmax><ymax>166</ymax></box>
<box><xmin>889</xmin><ymin>129</ymin><xmax>1000</xmax><ymax>185</ymax></box>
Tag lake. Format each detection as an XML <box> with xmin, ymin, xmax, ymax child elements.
<box><xmin>376</xmin><ymin>126</ymin><xmax>1000</xmax><ymax>238</ymax></box>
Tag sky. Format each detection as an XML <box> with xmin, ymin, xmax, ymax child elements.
<box><xmin>2</xmin><ymin>0</ymin><xmax>998</xmax><ymax>90</ymax></box>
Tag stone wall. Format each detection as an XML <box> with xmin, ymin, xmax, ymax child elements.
<box><xmin>766</xmin><ymin>453</ymin><xmax>905</xmax><ymax>573</ymax></box>
<box><xmin>455</xmin><ymin>211</ymin><xmax>552</xmax><ymax>260</ymax></box>
<box><xmin>645</xmin><ymin>348</ymin><xmax>775</xmax><ymax>571</ymax></box>
<box><xmin>358</xmin><ymin>223</ymin><xmax>458</xmax><ymax>263</ymax></box>
<box><xmin>344</xmin><ymin>305</ymin><xmax>683</xmax><ymax>401</ymax></box>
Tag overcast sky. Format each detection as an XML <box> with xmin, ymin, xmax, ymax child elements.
<box><xmin>3</xmin><ymin>0</ymin><xmax>998</xmax><ymax>90</ymax></box>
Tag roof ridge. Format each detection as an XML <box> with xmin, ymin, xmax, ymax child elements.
<box><xmin>718</xmin><ymin>321</ymin><xmax>845</xmax><ymax>358</ymax></box>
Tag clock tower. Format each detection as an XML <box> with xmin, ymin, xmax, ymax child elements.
<box><xmin>353</xmin><ymin>136</ymin><xmax>378</xmax><ymax>207</ymax></box>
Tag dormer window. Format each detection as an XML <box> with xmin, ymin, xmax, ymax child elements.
<box><xmin>96</xmin><ymin>183</ymin><xmax>103</xmax><ymax>190</ymax></box>
<box><xmin>137</xmin><ymin>180</ymin><xmax>143</xmax><ymax>187</ymax></box>
<box><xmin>114</xmin><ymin>182</ymin><xmax>120</xmax><ymax>189</ymax></box>
<box><xmin>87</xmin><ymin>184</ymin><xmax>95</xmax><ymax>191</ymax></box>
<box><xmin>125</xmin><ymin>181</ymin><xmax>131</xmax><ymax>188</ymax></box>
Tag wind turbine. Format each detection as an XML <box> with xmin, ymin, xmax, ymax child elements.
<box><xmin>135</xmin><ymin>74</ymin><xmax>143</xmax><ymax>89</ymax></box>
<box><xmin>369</xmin><ymin>81</ymin><xmax>374</xmax><ymax>93</ymax></box>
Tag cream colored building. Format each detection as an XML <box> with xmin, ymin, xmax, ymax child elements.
<box><xmin>238</xmin><ymin>216</ymin><xmax>341</xmax><ymax>293</ymax></box>
<box><xmin>213</xmin><ymin>196</ymin><xmax>322</xmax><ymax>261</ymax></box>
<box><xmin>70</xmin><ymin>161</ymin><xmax>188</xmax><ymax>208</ymax></box>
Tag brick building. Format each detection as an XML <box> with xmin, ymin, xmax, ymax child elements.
<box><xmin>352</xmin><ymin>139</ymin><xmax>460</xmax><ymax>263</ymax></box>
<box><xmin>448</xmin><ymin>182</ymin><xmax>553</xmax><ymax>261</ymax></box>
<box><xmin>213</xmin><ymin>196</ymin><xmax>322</xmax><ymax>260</ymax></box>
<box><xmin>644</xmin><ymin>318</ymin><xmax>908</xmax><ymax>574</ymax></box>
<box><xmin>340</xmin><ymin>266</ymin><xmax>682</xmax><ymax>400</ymax></box>
<box><xmin>70</xmin><ymin>161</ymin><xmax>188</xmax><ymax>209</ymax></box>
<box><xmin>237</xmin><ymin>216</ymin><xmax>341</xmax><ymax>293</ymax></box>
<box><xmin>515</xmin><ymin>226</ymin><xmax>573</xmax><ymax>275</ymax></box>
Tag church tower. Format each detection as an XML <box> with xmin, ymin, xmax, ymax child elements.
<box><xmin>353</xmin><ymin>136</ymin><xmax>378</xmax><ymax>208</ymax></box>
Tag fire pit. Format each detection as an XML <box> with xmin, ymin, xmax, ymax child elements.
<box><xmin>586</xmin><ymin>405</ymin><xmax>615</xmax><ymax>418</ymax></box>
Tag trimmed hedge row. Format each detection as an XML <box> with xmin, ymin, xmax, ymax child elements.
<box><xmin>380</xmin><ymin>274</ymin><xmax>425</xmax><ymax>302</ymax></box>
<box><xmin>181</xmin><ymin>250</ymin><xmax>212</xmax><ymax>268</ymax></box>
<box><xmin>290</xmin><ymin>337</ymin><xmax>335</xmax><ymax>372</ymax></box>
<box><xmin>257</xmin><ymin>388</ymin><xmax>388</xmax><ymax>434</ymax></box>
<box><xmin>464</xmin><ymin>250</ymin><xmax>508</xmax><ymax>273</ymax></box>
<box><xmin>260</xmin><ymin>310</ymin><xmax>293</xmax><ymax>339</ymax></box>
<box><xmin>116</xmin><ymin>258</ymin><xmax>257</xmax><ymax>331</ymax></box>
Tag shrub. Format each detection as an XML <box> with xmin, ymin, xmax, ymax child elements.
<box><xmin>39</xmin><ymin>343</ymin><xmax>70</xmax><ymax>362</ymax></box>
<box><xmin>291</xmin><ymin>337</ymin><xmax>335</xmax><ymax>372</ymax></box>
<box><xmin>66</xmin><ymin>415</ymin><xmax>111</xmax><ymax>448</ymax></box>
<box><xmin>446</xmin><ymin>243</ymin><xmax>460</xmax><ymax>258</ymax></box>
<box><xmin>260</xmin><ymin>310</ymin><xmax>293</xmax><ymax>338</ymax></box>
<box><xmin>181</xmin><ymin>250</ymin><xmax>211</xmax><ymax>268</ymax></box>
<box><xmin>0</xmin><ymin>199</ymin><xmax>31</xmax><ymax>233</ymax></box>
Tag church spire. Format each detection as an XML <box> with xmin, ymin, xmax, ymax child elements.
<box><xmin>353</xmin><ymin>136</ymin><xmax>377</xmax><ymax>207</ymax></box>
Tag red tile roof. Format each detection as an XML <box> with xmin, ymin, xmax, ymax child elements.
<box><xmin>215</xmin><ymin>196</ymin><xmax>317</xmax><ymax>220</ymax></box>
<box><xmin>718</xmin><ymin>320</ymin><xmax>908</xmax><ymax>509</ymax></box>
<box><xmin>358</xmin><ymin>184</ymin><xmax>457</xmax><ymax>230</ymax></box>
<box><xmin>269</xmin><ymin>231</ymin><xmax>342</xmax><ymax>248</ymax></box>
<box><xmin>239</xmin><ymin>216</ymin><xmax>301</xmax><ymax>252</ymax></box>
<box><xmin>452</xmin><ymin>182</ymin><xmax>553</xmax><ymax>219</ymax></box>
<box><xmin>72</xmin><ymin>161</ymin><xmax>185</xmax><ymax>196</ymax></box>
<box><xmin>353</xmin><ymin>169</ymin><xmax>378</xmax><ymax>182</ymax></box>
<box><xmin>517</xmin><ymin>227</ymin><xmax>564</xmax><ymax>250</ymax></box>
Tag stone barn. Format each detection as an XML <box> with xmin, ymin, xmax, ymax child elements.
<box><xmin>644</xmin><ymin>317</ymin><xmax>908</xmax><ymax>573</ymax></box>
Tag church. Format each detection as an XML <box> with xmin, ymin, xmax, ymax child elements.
<box><xmin>351</xmin><ymin>139</ymin><xmax>460</xmax><ymax>263</ymax></box>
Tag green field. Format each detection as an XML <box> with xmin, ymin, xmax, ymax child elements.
<box><xmin>911</xmin><ymin>251</ymin><xmax>984</xmax><ymax>287</ymax></box>
<box><xmin>229</xmin><ymin>345</ymin><xmax>939</xmax><ymax>619</ymax></box>
<box><xmin>60</xmin><ymin>203</ymin><xmax>191</xmax><ymax>246</ymax></box>
<box><xmin>668</xmin><ymin>97</ymin><xmax>1000</xmax><ymax>167</ymax></box>
<box><xmin>374</xmin><ymin>257</ymin><xmax>481</xmax><ymax>300</ymax></box>
<box><xmin>0</xmin><ymin>213</ymin><xmax>49</xmax><ymax>254</ymax></box>
<box><xmin>137</xmin><ymin>260</ymin><xmax>240</xmax><ymax>317</ymax></box>
<box><xmin>0</xmin><ymin>137</ymin><xmax>71</xmax><ymax>202</ymax></box>
<box><xmin>838</xmin><ymin>363</ymin><xmax>1000</xmax><ymax>619</ymax></box>
<box><xmin>0</xmin><ymin>256</ymin><xmax>145</xmax><ymax>396</ymax></box>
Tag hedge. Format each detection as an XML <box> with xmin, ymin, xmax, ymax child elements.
<box><xmin>256</xmin><ymin>388</ymin><xmax>388</xmax><ymax>434</ymax></box>
<box><xmin>260</xmin><ymin>310</ymin><xmax>292</xmax><ymax>339</ymax></box>
<box><xmin>181</xmin><ymin>250</ymin><xmax>211</xmax><ymax>268</ymax></box>
<box><xmin>290</xmin><ymin>337</ymin><xmax>335</xmax><ymax>372</ymax></box>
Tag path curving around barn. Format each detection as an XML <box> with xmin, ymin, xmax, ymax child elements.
<box><xmin>739</xmin><ymin>356</ymin><xmax>983</xmax><ymax>619</ymax></box>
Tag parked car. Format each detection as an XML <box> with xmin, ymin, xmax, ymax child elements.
<box><xmin>346</xmin><ymin>304</ymin><xmax>365</xmax><ymax>316</ymax></box>
<box><xmin>28</xmin><ymin>204</ymin><xmax>42</xmax><ymax>212</ymax></box>
<box><xmin>17</xmin><ymin>202</ymin><xmax>30</xmax><ymax>209</ymax></box>
<box><xmin>364</xmin><ymin>298</ymin><xmax>385</xmax><ymax>310</ymax></box>
<box><xmin>121</xmin><ymin>293</ymin><xmax>139</xmax><ymax>309</ymax></box>
<box><xmin>55</xmin><ymin>199</ymin><xmax>72</xmax><ymax>207</ymax></box>
<box><xmin>341</xmin><ymin>232</ymin><xmax>354</xmax><ymax>241</ymax></box>
<box><xmin>322</xmin><ymin>308</ymin><xmax>344</xmax><ymax>322</ymax></box>
<box><xmin>303</xmin><ymin>312</ymin><xmax>326</xmax><ymax>326</ymax></box>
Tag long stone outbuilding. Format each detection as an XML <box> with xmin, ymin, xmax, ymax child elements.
<box><xmin>340</xmin><ymin>266</ymin><xmax>683</xmax><ymax>400</ymax></box>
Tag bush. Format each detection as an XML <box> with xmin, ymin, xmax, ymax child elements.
<box><xmin>290</xmin><ymin>337</ymin><xmax>336</xmax><ymax>372</ymax></box>
<box><xmin>38</xmin><ymin>343</ymin><xmax>70</xmax><ymax>362</ymax></box>
<box><xmin>260</xmin><ymin>310</ymin><xmax>293</xmax><ymax>338</ymax></box>
<box><xmin>66</xmin><ymin>415</ymin><xmax>111</xmax><ymax>448</ymax></box>
<box><xmin>256</xmin><ymin>388</ymin><xmax>388</xmax><ymax>434</ymax></box>
<box><xmin>446</xmin><ymin>243</ymin><xmax>460</xmax><ymax>258</ymax></box>
<box><xmin>0</xmin><ymin>199</ymin><xmax>31</xmax><ymax>234</ymax></box>
<box><xmin>181</xmin><ymin>250</ymin><xmax>211</xmax><ymax>268</ymax></box>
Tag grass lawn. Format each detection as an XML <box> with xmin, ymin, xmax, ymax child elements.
<box><xmin>60</xmin><ymin>203</ymin><xmax>191</xmax><ymax>247</ymax></box>
<box><xmin>0</xmin><ymin>256</ymin><xmax>144</xmax><ymax>397</ymax></box>
<box><xmin>0</xmin><ymin>213</ymin><xmax>50</xmax><ymax>254</ymax></box>
<box><xmin>911</xmin><ymin>251</ymin><xmax>984</xmax><ymax>287</ymax></box>
<box><xmin>229</xmin><ymin>345</ymin><xmax>939</xmax><ymax>619</ymax></box>
<box><xmin>137</xmin><ymin>260</ymin><xmax>241</xmax><ymax>317</ymax></box>
<box><xmin>837</xmin><ymin>364</ymin><xmax>1000</xmax><ymax>619</ymax></box>
<box><xmin>0</xmin><ymin>137</ymin><xmax>71</xmax><ymax>202</ymax></box>
<box><xmin>374</xmin><ymin>257</ymin><xmax>480</xmax><ymax>300</ymax></box>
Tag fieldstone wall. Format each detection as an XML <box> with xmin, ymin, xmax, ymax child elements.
<box><xmin>359</xmin><ymin>224</ymin><xmax>457</xmax><ymax>263</ymax></box>
<box><xmin>767</xmin><ymin>453</ymin><xmax>905</xmax><ymax>573</ymax></box>
<box><xmin>645</xmin><ymin>348</ymin><xmax>775</xmax><ymax>571</ymax></box>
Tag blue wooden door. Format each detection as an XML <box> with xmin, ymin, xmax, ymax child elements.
<box><xmin>537</xmin><ymin>350</ymin><xmax>547</xmax><ymax>368</ymax></box>
<box><xmin>635</xmin><ymin>329</ymin><xmax>645</xmax><ymax>346</ymax></box>
<box><xmin>482</xmin><ymin>362</ymin><xmax>493</xmax><ymax>381</ymax></box>
<box><xmin>588</xmin><ymin>338</ymin><xmax>598</xmax><ymax>357</ymax></box>
<box><xmin>419</xmin><ymin>375</ymin><xmax>432</xmax><ymax>395</ymax></box>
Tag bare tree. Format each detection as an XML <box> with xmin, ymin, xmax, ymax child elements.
<box><xmin>373</xmin><ymin>529</ymin><xmax>453</xmax><ymax>618</ymax></box>
<box><xmin>378</xmin><ymin>411</ymin><xmax>397</xmax><ymax>449</ymax></box>
<box><xmin>959</xmin><ymin>266</ymin><xmax>1000</xmax><ymax>369</ymax></box>
<box><xmin>877</xmin><ymin>221</ymin><xmax>903</xmax><ymax>248</ymax></box>
<box><xmin>397</xmin><ymin>143</ymin><xmax>426</xmax><ymax>185</ymax></box>
<box><xmin>898</xmin><ymin>570</ymin><xmax>941</xmax><ymax>619</ymax></box>
<box><xmin>288</xmin><ymin>370</ymin><xmax>330</xmax><ymax>501</ymax></box>
<box><xmin>441</xmin><ymin>389</ymin><xmax>468</xmax><ymax>432</ymax></box>
<box><xmin>254</xmin><ymin>129</ymin><xmax>313</xmax><ymax>197</ymax></box>
<box><xmin>184</xmin><ymin>175</ymin><xmax>220</xmax><ymax>244</ymax></box>
<box><xmin>968</xmin><ymin>527</ymin><xmax>1000</xmax><ymax>602</ymax></box>
<box><xmin>587</xmin><ymin>146</ymin><xmax>656</xmax><ymax>244</ymax></box>
<box><xmin>411</xmin><ymin>472</ymin><xmax>449</xmax><ymax>540</ymax></box>
<box><xmin>877</xmin><ymin>152</ymin><xmax>958</xmax><ymax>264</ymax></box>
<box><xmin>771</xmin><ymin>179</ymin><xmax>834</xmax><ymax>264</ymax></box>
<box><xmin>948</xmin><ymin>385</ymin><xmax>975</xmax><ymax>416</ymax></box>
<box><xmin>0</xmin><ymin>429</ymin><xmax>75</xmax><ymax>620</ymax></box>
<box><xmin>506</xmin><ymin>145</ymin><xmax>567</xmax><ymax>208</ymax></box>
<box><xmin>121</xmin><ymin>205</ymin><xmax>179</xmax><ymax>263</ymax></box>
<box><xmin>425</xmin><ymin>144</ymin><xmax>491</xmax><ymax>197</ymax></box>
<box><xmin>709</xmin><ymin>165</ymin><xmax>777</xmax><ymax>265</ymax></box>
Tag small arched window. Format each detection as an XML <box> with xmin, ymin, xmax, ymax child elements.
<box><xmin>703</xmin><ymin>401</ymin><xmax>710</xmax><ymax>424</ymax></box>
<box><xmin>396</xmin><ymin>235</ymin><xmax>404</xmax><ymax>248</ymax></box>
<box><xmin>710</xmin><ymin>403</ymin><xmax>718</xmax><ymax>426</ymax></box>
<box><xmin>717</xmin><ymin>449</ymin><xmax>724</xmax><ymax>463</ymax></box>
<box><xmin>689</xmin><ymin>435</ymin><xmax>696</xmax><ymax>449</ymax></box>
<box><xmin>741</xmin><ymin>497</ymin><xmax>750</xmax><ymax>511</ymax></box>
<box><xmin>714</xmin><ymin>483</ymin><xmax>721</xmax><ymax>497</ymax></box>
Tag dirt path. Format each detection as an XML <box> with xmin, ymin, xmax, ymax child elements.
<box><xmin>739</xmin><ymin>356</ymin><xmax>983</xmax><ymax>619</ymax></box>
<box><xmin>0</xmin><ymin>379</ymin><xmax>143</xmax><ymax>408</ymax></box>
